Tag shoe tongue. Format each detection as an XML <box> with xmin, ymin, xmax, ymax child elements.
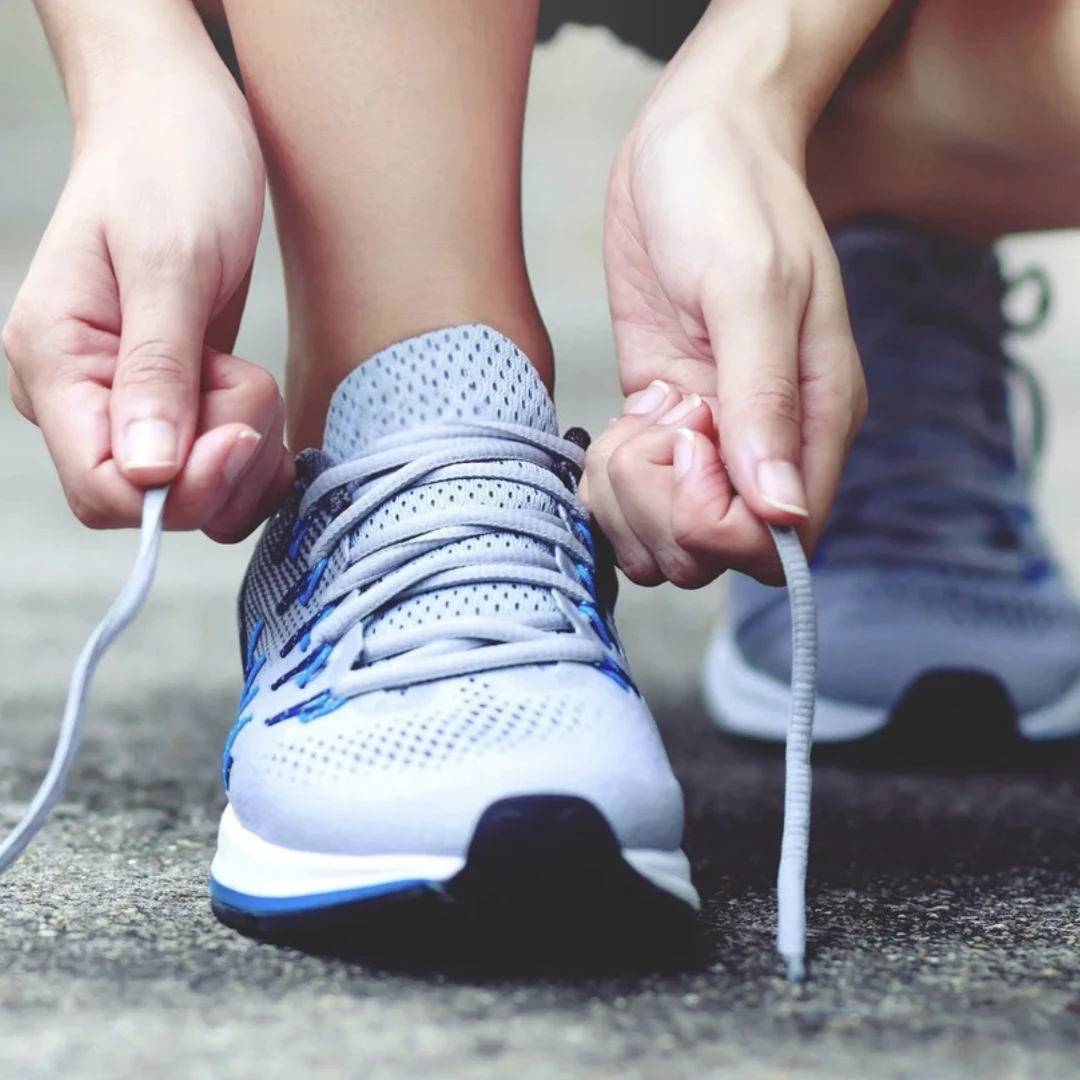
<box><xmin>320</xmin><ymin>325</ymin><xmax>569</xmax><ymax>649</ymax></box>
<box><xmin>322</xmin><ymin>325</ymin><xmax>558</xmax><ymax>461</ymax></box>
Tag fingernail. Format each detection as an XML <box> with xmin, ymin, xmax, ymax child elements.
<box><xmin>756</xmin><ymin>460</ymin><xmax>810</xmax><ymax>517</ymax></box>
<box><xmin>673</xmin><ymin>428</ymin><xmax>697</xmax><ymax>480</ymax></box>
<box><xmin>659</xmin><ymin>393</ymin><xmax>703</xmax><ymax>426</ymax></box>
<box><xmin>625</xmin><ymin>380</ymin><xmax>671</xmax><ymax>415</ymax></box>
<box><xmin>223</xmin><ymin>429</ymin><xmax>262</xmax><ymax>486</ymax></box>
<box><xmin>121</xmin><ymin>419</ymin><xmax>178</xmax><ymax>470</ymax></box>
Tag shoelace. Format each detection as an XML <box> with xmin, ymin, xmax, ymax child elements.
<box><xmin>287</xmin><ymin>423</ymin><xmax>618</xmax><ymax>698</ymax></box>
<box><xmin>0</xmin><ymin>477</ymin><xmax>817</xmax><ymax>980</ymax></box>
<box><xmin>822</xmin><ymin>263</ymin><xmax>1050</xmax><ymax>577</ymax></box>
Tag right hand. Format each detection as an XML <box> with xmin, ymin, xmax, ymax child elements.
<box><xmin>2</xmin><ymin>58</ymin><xmax>293</xmax><ymax>542</ymax></box>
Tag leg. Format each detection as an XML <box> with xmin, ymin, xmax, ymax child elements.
<box><xmin>203</xmin><ymin>1</ymin><xmax>695</xmax><ymax>959</ymax></box>
<box><xmin>810</xmin><ymin>0</ymin><xmax>1080</xmax><ymax>237</ymax></box>
<box><xmin>219</xmin><ymin>0</ymin><xmax>551</xmax><ymax>449</ymax></box>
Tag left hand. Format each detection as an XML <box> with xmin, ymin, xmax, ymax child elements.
<box><xmin>582</xmin><ymin>95</ymin><xmax>866</xmax><ymax>587</ymax></box>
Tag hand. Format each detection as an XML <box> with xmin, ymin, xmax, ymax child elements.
<box><xmin>583</xmin><ymin>98</ymin><xmax>866</xmax><ymax>586</ymax></box>
<box><xmin>3</xmin><ymin>58</ymin><xmax>293</xmax><ymax>541</ymax></box>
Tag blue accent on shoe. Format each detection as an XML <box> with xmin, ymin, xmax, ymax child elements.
<box><xmin>299</xmin><ymin>557</ymin><xmax>329</xmax><ymax>605</ymax></box>
<box><xmin>295</xmin><ymin>643</ymin><xmax>333</xmax><ymax>689</ymax></box>
<box><xmin>210</xmin><ymin>876</ymin><xmax>433</xmax><ymax>916</ymax></box>
<box><xmin>578</xmin><ymin>601</ymin><xmax>613</xmax><ymax>650</ymax></box>
<box><xmin>595</xmin><ymin>656</ymin><xmax>635</xmax><ymax>695</ymax></box>
<box><xmin>237</xmin><ymin>656</ymin><xmax>265</xmax><ymax>714</ymax></box>
<box><xmin>244</xmin><ymin>618</ymin><xmax>266</xmax><ymax>676</ymax></box>
<box><xmin>270</xmin><ymin>642</ymin><xmax>334</xmax><ymax>692</ymax></box>
<box><xmin>287</xmin><ymin>520</ymin><xmax>310</xmax><ymax>562</ymax></box>
<box><xmin>274</xmin><ymin>556</ymin><xmax>332</xmax><ymax>616</ymax></box>
<box><xmin>572</xmin><ymin>519</ymin><xmax>596</xmax><ymax>559</ymax></box>
<box><xmin>279</xmin><ymin>603</ymin><xmax>338</xmax><ymax>660</ymax></box>
<box><xmin>574</xmin><ymin>562</ymin><xmax>596</xmax><ymax>597</ymax></box>
<box><xmin>222</xmin><ymin>713</ymin><xmax>253</xmax><ymax>791</ymax></box>
<box><xmin>264</xmin><ymin>688</ymin><xmax>348</xmax><ymax>727</ymax></box>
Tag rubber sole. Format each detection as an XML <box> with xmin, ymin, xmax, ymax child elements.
<box><xmin>704</xmin><ymin>631</ymin><xmax>1080</xmax><ymax>764</ymax></box>
<box><xmin>211</xmin><ymin>796</ymin><xmax>700</xmax><ymax>972</ymax></box>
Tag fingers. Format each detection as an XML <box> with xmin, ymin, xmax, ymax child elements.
<box><xmin>23</xmin><ymin>335</ymin><xmax>289</xmax><ymax>534</ymax></box>
<box><xmin>196</xmin><ymin>350</ymin><xmax>296</xmax><ymax>542</ymax></box>
<box><xmin>584</xmin><ymin>386</ymin><xmax>783</xmax><ymax>587</ymax></box>
<box><xmin>157</xmin><ymin>348</ymin><xmax>292</xmax><ymax>534</ymax></box>
<box><xmin>701</xmin><ymin>252</ymin><xmax>811</xmax><ymax>526</ymax></box>
<box><xmin>109</xmin><ymin>262</ymin><xmax>207</xmax><ymax>486</ymax></box>
<box><xmin>797</xmin><ymin>243</ymin><xmax>868</xmax><ymax>543</ymax></box>
<box><xmin>583</xmin><ymin>379</ymin><xmax>685</xmax><ymax>585</ymax></box>
<box><xmin>6</xmin><ymin>362</ymin><xmax>34</xmax><ymax>422</ymax></box>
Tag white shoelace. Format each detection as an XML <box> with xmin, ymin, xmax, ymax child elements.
<box><xmin>0</xmin><ymin>490</ymin><xmax>817</xmax><ymax>980</ymax></box>
<box><xmin>0</xmin><ymin>487</ymin><xmax>167</xmax><ymax>877</ymax></box>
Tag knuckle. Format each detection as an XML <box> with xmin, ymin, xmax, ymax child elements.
<box><xmin>746</xmin><ymin>375</ymin><xmax>801</xmax><ymax>427</ymax></box>
<box><xmin>7</xmin><ymin>365</ymin><xmax>35</xmax><ymax>422</ymax></box>
<box><xmin>1</xmin><ymin>308</ymin><xmax>27</xmax><ymax>364</ymax></box>
<box><xmin>116</xmin><ymin>340</ymin><xmax>191</xmax><ymax>387</ymax></box>
<box><xmin>138</xmin><ymin>231</ymin><xmax>218</xmax><ymax>280</ymax></box>
<box><xmin>671</xmin><ymin>511</ymin><xmax>702</xmax><ymax>554</ymax></box>
<box><xmin>659</xmin><ymin>554</ymin><xmax>710</xmax><ymax>590</ymax></box>
<box><xmin>620</xmin><ymin>557</ymin><xmax>663</xmax><ymax>587</ymax></box>
<box><xmin>663</xmin><ymin>521</ymin><xmax>718</xmax><ymax>589</ymax></box>
<box><xmin>65</xmin><ymin>485</ymin><xmax>111</xmax><ymax>530</ymax></box>
<box><xmin>606</xmin><ymin>442</ymin><xmax>637</xmax><ymax>488</ymax></box>
<box><xmin>723</xmin><ymin>239</ymin><xmax>808</xmax><ymax>308</ymax></box>
<box><xmin>249</xmin><ymin>363</ymin><xmax>282</xmax><ymax>410</ymax></box>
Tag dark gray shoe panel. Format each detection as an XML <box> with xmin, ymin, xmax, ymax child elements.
<box><xmin>731</xmin><ymin>569</ymin><xmax>1080</xmax><ymax>717</ymax></box>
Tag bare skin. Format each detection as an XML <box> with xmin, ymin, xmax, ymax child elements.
<box><xmin>218</xmin><ymin>0</ymin><xmax>552</xmax><ymax>452</ymax></box>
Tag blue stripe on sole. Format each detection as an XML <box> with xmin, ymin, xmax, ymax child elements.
<box><xmin>210</xmin><ymin>876</ymin><xmax>435</xmax><ymax>917</ymax></box>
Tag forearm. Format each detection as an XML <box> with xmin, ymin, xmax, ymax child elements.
<box><xmin>649</xmin><ymin>0</ymin><xmax>896</xmax><ymax>142</ymax></box>
<box><xmin>33</xmin><ymin>0</ymin><xmax>229</xmax><ymax>126</ymax></box>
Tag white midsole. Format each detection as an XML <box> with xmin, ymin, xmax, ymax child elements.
<box><xmin>702</xmin><ymin>630</ymin><xmax>1080</xmax><ymax>744</ymax></box>
<box><xmin>211</xmin><ymin>805</ymin><xmax>700</xmax><ymax>910</ymax></box>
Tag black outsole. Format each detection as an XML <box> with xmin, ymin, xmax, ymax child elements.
<box><xmin>726</xmin><ymin>668</ymin><xmax>1080</xmax><ymax>771</ymax></box>
<box><xmin>211</xmin><ymin>795</ymin><xmax>700</xmax><ymax>974</ymax></box>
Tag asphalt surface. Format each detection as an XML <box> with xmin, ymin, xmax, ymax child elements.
<box><xmin>2</xmin><ymin>11</ymin><xmax>1079</xmax><ymax>1079</ymax></box>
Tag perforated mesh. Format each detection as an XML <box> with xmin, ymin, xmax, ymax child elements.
<box><xmin>257</xmin><ymin>674</ymin><xmax>587</xmax><ymax>783</ymax></box>
<box><xmin>239</xmin><ymin>452</ymin><xmax>350</xmax><ymax>663</ymax></box>
<box><xmin>323</xmin><ymin>325</ymin><xmax>557</xmax><ymax>461</ymax></box>
<box><xmin>323</xmin><ymin>324</ymin><xmax>567</xmax><ymax>650</ymax></box>
<box><xmin>876</xmin><ymin>573</ymin><xmax>1078</xmax><ymax>631</ymax></box>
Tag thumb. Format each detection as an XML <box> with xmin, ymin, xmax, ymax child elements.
<box><xmin>110</xmin><ymin>270</ymin><xmax>207</xmax><ymax>487</ymax></box>
<box><xmin>705</xmin><ymin>277</ymin><xmax>810</xmax><ymax>525</ymax></box>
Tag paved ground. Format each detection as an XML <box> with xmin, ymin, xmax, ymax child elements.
<box><xmin>1</xmin><ymin>9</ymin><xmax>1079</xmax><ymax>1079</ymax></box>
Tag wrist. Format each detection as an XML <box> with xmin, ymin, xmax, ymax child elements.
<box><xmin>35</xmin><ymin>0</ymin><xmax>234</xmax><ymax>131</ymax></box>
<box><xmin>643</xmin><ymin>0</ymin><xmax>894</xmax><ymax>150</ymax></box>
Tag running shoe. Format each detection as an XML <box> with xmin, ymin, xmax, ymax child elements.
<box><xmin>209</xmin><ymin>325</ymin><xmax>698</xmax><ymax>961</ymax></box>
<box><xmin>704</xmin><ymin>219</ymin><xmax>1080</xmax><ymax>757</ymax></box>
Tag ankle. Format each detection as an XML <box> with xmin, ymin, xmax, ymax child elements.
<box><xmin>284</xmin><ymin>306</ymin><xmax>553</xmax><ymax>451</ymax></box>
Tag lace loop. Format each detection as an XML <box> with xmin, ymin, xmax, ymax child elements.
<box><xmin>284</xmin><ymin>421</ymin><xmax>619</xmax><ymax>699</ymax></box>
<box><xmin>821</xmin><ymin>254</ymin><xmax>1050</xmax><ymax>578</ymax></box>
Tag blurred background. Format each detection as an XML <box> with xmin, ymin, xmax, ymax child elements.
<box><xmin>3</xmin><ymin>5</ymin><xmax>1080</xmax><ymax>703</ymax></box>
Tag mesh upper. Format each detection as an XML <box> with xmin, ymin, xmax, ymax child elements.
<box><xmin>227</xmin><ymin>325</ymin><xmax>685</xmax><ymax>857</ymax></box>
